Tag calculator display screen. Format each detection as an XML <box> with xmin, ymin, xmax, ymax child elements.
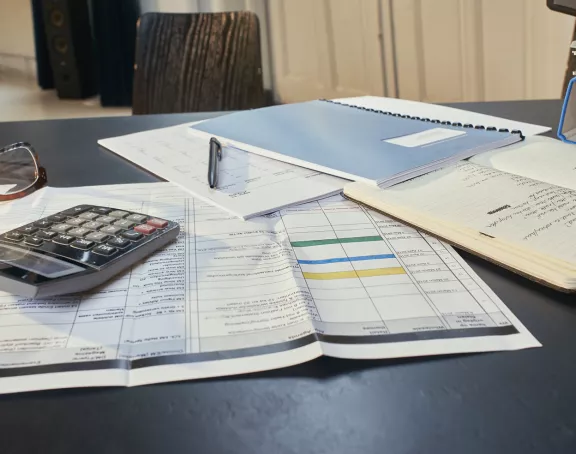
<box><xmin>0</xmin><ymin>243</ymin><xmax>86</xmax><ymax>279</ymax></box>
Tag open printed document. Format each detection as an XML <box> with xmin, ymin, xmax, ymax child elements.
<box><xmin>0</xmin><ymin>183</ymin><xmax>539</xmax><ymax>394</ymax></box>
<box><xmin>98</xmin><ymin>125</ymin><xmax>344</xmax><ymax>219</ymax></box>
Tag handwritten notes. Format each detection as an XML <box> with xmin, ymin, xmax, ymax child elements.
<box><xmin>383</xmin><ymin>162</ymin><xmax>576</xmax><ymax>263</ymax></box>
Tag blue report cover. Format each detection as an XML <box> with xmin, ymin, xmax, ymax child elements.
<box><xmin>191</xmin><ymin>100</ymin><xmax>522</xmax><ymax>186</ymax></box>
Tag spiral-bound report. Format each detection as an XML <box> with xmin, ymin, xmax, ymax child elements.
<box><xmin>191</xmin><ymin>99</ymin><xmax>524</xmax><ymax>187</ymax></box>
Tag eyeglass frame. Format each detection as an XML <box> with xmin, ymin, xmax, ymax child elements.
<box><xmin>0</xmin><ymin>142</ymin><xmax>47</xmax><ymax>202</ymax></box>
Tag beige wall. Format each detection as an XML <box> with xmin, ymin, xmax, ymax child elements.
<box><xmin>0</xmin><ymin>0</ymin><xmax>35</xmax><ymax>57</ymax></box>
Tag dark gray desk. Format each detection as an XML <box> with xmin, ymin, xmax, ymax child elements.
<box><xmin>1</xmin><ymin>100</ymin><xmax>575</xmax><ymax>454</ymax></box>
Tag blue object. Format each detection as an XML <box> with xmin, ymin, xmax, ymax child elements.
<box><xmin>558</xmin><ymin>77</ymin><xmax>576</xmax><ymax>143</ymax></box>
<box><xmin>191</xmin><ymin>100</ymin><xmax>521</xmax><ymax>186</ymax></box>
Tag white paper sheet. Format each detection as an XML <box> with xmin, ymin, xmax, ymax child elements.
<box><xmin>470</xmin><ymin>135</ymin><xmax>576</xmax><ymax>191</ymax></box>
<box><xmin>334</xmin><ymin>96</ymin><xmax>551</xmax><ymax>137</ymax></box>
<box><xmin>0</xmin><ymin>183</ymin><xmax>539</xmax><ymax>393</ymax></box>
<box><xmin>98</xmin><ymin>125</ymin><xmax>345</xmax><ymax>220</ymax></box>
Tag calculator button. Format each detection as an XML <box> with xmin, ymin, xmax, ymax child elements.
<box><xmin>126</xmin><ymin>214</ymin><xmax>147</xmax><ymax>223</ymax></box>
<box><xmin>71</xmin><ymin>239</ymin><xmax>95</xmax><ymax>250</ymax></box>
<box><xmin>60</xmin><ymin>205</ymin><xmax>93</xmax><ymax>216</ymax></box>
<box><xmin>52</xmin><ymin>224</ymin><xmax>73</xmax><ymax>233</ymax></box>
<box><xmin>24</xmin><ymin>236</ymin><xmax>43</xmax><ymax>247</ymax></box>
<box><xmin>121</xmin><ymin>230</ymin><xmax>143</xmax><ymax>242</ymax></box>
<box><xmin>66</xmin><ymin>218</ymin><xmax>86</xmax><ymax>227</ymax></box>
<box><xmin>34</xmin><ymin>220</ymin><xmax>53</xmax><ymax>229</ymax></box>
<box><xmin>37</xmin><ymin>230</ymin><xmax>57</xmax><ymax>240</ymax></box>
<box><xmin>2</xmin><ymin>232</ymin><xmax>24</xmax><ymax>242</ymax></box>
<box><xmin>48</xmin><ymin>215</ymin><xmax>67</xmax><ymax>223</ymax></box>
<box><xmin>147</xmin><ymin>218</ymin><xmax>168</xmax><ymax>229</ymax></box>
<box><xmin>53</xmin><ymin>234</ymin><xmax>74</xmax><ymax>245</ymax></box>
<box><xmin>109</xmin><ymin>210</ymin><xmax>129</xmax><ymax>219</ymax></box>
<box><xmin>93</xmin><ymin>244</ymin><xmax>117</xmax><ymax>256</ymax></box>
<box><xmin>68</xmin><ymin>227</ymin><xmax>91</xmax><ymax>238</ymax></box>
<box><xmin>96</xmin><ymin>216</ymin><xmax>116</xmax><ymax>224</ymax></box>
<box><xmin>92</xmin><ymin>207</ymin><xmax>113</xmax><ymax>215</ymax></box>
<box><xmin>134</xmin><ymin>224</ymin><xmax>156</xmax><ymax>235</ymax></box>
<box><xmin>113</xmin><ymin>219</ymin><xmax>135</xmax><ymax>229</ymax></box>
<box><xmin>17</xmin><ymin>226</ymin><xmax>39</xmax><ymax>235</ymax></box>
<box><xmin>100</xmin><ymin>225</ymin><xmax>123</xmax><ymax>235</ymax></box>
<box><xmin>107</xmin><ymin>237</ymin><xmax>131</xmax><ymax>248</ymax></box>
<box><xmin>79</xmin><ymin>212</ymin><xmax>100</xmax><ymax>221</ymax></box>
<box><xmin>85</xmin><ymin>232</ymin><xmax>110</xmax><ymax>243</ymax></box>
<box><xmin>83</xmin><ymin>221</ymin><xmax>103</xmax><ymax>231</ymax></box>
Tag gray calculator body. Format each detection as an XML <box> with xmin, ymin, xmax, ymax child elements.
<box><xmin>0</xmin><ymin>205</ymin><xmax>179</xmax><ymax>298</ymax></box>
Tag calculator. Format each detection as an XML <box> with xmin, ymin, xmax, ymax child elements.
<box><xmin>0</xmin><ymin>205</ymin><xmax>179</xmax><ymax>298</ymax></box>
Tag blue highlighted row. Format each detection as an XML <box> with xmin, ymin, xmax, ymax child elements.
<box><xmin>297</xmin><ymin>254</ymin><xmax>395</xmax><ymax>265</ymax></box>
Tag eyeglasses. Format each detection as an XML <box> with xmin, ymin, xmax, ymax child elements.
<box><xmin>0</xmin><ymin>142</ymin><xmax>47</xmax><ymax>202</ymax></box>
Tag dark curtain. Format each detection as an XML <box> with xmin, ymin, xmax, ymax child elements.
<box><xmin>31</xmin><ymin>0</ymin><xmax>54</xmax><ymax>89</ymax></box>
<box><xmin>90</xmin><ymin>0</ymin><xmax>141</xmax><ymax>107</ymax></box>
<box><xmin>30</xmin><ymin>0</ymin><xmax>140</xmax><ymax>105</ymax></box>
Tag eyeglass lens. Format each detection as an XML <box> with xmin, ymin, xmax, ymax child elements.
<box><xmin>0</xmin><ymin>146</ymin><xmax>39</xmax><ymax>196</ymax></box>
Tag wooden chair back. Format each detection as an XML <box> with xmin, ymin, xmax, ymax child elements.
<box><xmin>133</xmin><ymin>12</ymin><xmax>266</xmax><ymax>114</ymax></box>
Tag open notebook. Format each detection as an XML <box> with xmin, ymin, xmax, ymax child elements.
<box><xmin>344</xmin><ymin>136</ymin><xmax>576</xmax><ymax>292</ymax></box>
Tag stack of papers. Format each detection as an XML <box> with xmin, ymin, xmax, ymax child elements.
<box><xmin>99</xmin><ymin>124</ymin><xmax>345</xmax><ymax>220</ymax></box>
<box><xmin>0</xmin><ymin>183</ymin><xmax>540</xmax><ymax>394</ymax></box>
<box><xmin>99</xmin><ymin>97</ymin><xmax>550</xmax><ymax>218</ymax></box>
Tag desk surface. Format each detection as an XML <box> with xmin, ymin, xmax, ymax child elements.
<box><xmin>0</xmin><ymin>100</ymin><xmax>575</xmax><ymax>454</ymax></box>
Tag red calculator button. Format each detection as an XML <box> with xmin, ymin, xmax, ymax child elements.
<box><xmin>134</xmin><ymin>224</ymin><xmax>156</xmax><ymax>235</ymax></box>
<box><xmin>147</xmin><ymin>218</ymin><xmax>168</xmax><ymax>228</ymax></box>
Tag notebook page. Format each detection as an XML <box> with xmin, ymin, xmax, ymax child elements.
<box><xmin>381</xmin><ymin>162</ymin><xmax>576</xmax><ymax>264</ymax></box>
<box><xmin>470</xmin><ymin>136</ymin><xmax>576</xmax><ymax>191</ymax></box>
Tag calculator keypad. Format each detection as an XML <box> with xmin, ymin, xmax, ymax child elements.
<box><xmin>92</xmin><ymin>207</ymin><xmax>113</xmax><ymax>215</ymax></box>
<box><xmin>93</xmin><ymin>244</ymin><xmax>117</xmax><ymax>256</ymax></box>
<box><xmin>53</xmin><ymin>224</ymin><xmax>73</xmax><ymax>233</ymax></box>
<box><xmin>109</xmin><ymin>210</ymin><xmax>129</xmax><ymax>219</ymax></box>
<box><xmin>37</xmin><ymin>231</ymin><xmax>57</xmax><ymax>240</ymax></box>
<box><xmin>68</xmin><ymin>227</ymin><xmax>91</xmax><ymax>238</ymax></box>
<box><xmin>60</xmin><ymin>206</ymin><xmax>93</xmax><ymax>216</ymax></box>
<box><xmin>34</xmin><ymin>220</ymin><xmax>53</xmax><ymax>229</ymax></box>
<box><xmin>3</xmin><ymin>232</ymin><xmax>24</xmax><ymax>242</ymax></box>
<box><xmin>100</xmin><ymin>225</ymin><xmax>123</xmax><ymax>235</ymax></box>
<box><xmin>126</xmin><ymin>214</ymin><xmax>147</xmax><ymax>223</ymax></box>
<box><xmin>121</xmin><ymin>231</ymin><xmax>143</xmax><ymax>242</ymax></box>
<box><xmin>66</xmin><ymin>218</ymin><xmax>86</xmax><ymax>227</ymax></box>
<box><xmin>147</xmin><ymin>218</ymin><xmax>168</xmax><ymax>229</ymax></box>
<box><xmin>18</xmin><ymin>226</ymin><xmax>38</xmax><ymax>235</ymax></box>
<box><xmin>96</xmin><ymin>216</ymin><xmax>116</xmax><ymax>224</ymax></box>
<box><xmin>0</xmin><ymin>205</ymin><xmax>175</xmax><ymax>271</ymax></box>
<box><xmin>79</xmin><ymin>212</ymin><xmax>100</xmax><ymax>221</ymax></box>
<box><xmin>53</xmin><ymin>234</ymin><xmax>74</xmax><ymax>245</ymax></box>
<box><xmin>134</xmin><ymin>224</ymin><xmax>156</xmax><ymax>235</ymax></box>
<box><xmin>83</xmin><ymin>221</ymin><xmax>103</xmax><ymax>231</ymax></box>
<box><xmin>71</xmin><ymin>239</ymin><xmax>94</xmax><ymax>250</ymax></box>
<box><xmin>24</xmin><ymin>237</ymin><xmax>43</xmax><ymax>247</ymax></box>
<box><xmin>113</xmin><ymin>220</ymin><xmax>135</xmax><ymax>229</ymax></box>
<box><xmin>107</xmin><ymin>237</ymin><xmax>130</xmax><ymax>248</ymax></box>
<box><xmin>85</xmin><ymin>232</ymin><xmax>110</xmax><ymax>243</ymax></box>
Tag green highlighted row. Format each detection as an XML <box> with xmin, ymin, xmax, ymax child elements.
<box><xmin>290</xmin><ymin>236</ymin><xmax>383</xmax><ymax>248</ymax></box>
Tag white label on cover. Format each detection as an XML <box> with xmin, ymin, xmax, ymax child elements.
<box><xmin>385</xmin><ymin>128</ymin><xmax>466</xmax><ymax>148</ymax></box>
<box><xmin>0</xmin><ymin>184</ymin><xmax>16</xmax><ymax>195</ymax></box>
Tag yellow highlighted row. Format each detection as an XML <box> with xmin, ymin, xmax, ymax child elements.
<box><xmin>303</xmin><ymin>267</ymin><xmax>405</xmax><ymax>280</ymax></box>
